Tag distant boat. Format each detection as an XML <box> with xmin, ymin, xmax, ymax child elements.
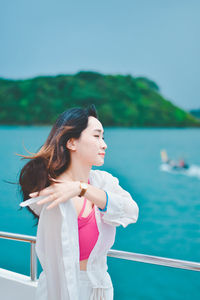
<box><xmin>160</xmin><ymin>150</ymin><xmax>200</xmax><ymax>179</ymax></box>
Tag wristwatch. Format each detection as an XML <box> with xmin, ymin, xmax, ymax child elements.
<box><xmin>78</xmin><ymin>181</ymin><xmax>88</xmax><ymax>197</ymax></box>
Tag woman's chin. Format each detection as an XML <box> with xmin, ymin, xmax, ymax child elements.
<box><xmin>93</xmin><ymin>160</ymin><xmax>104</xmax><ymax>167</ymax></box>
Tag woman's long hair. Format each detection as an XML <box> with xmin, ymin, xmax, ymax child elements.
<box><xmin>18</xmin><ymin>104</ymin><xmax>98</xmax><ymax>223</ymax></box>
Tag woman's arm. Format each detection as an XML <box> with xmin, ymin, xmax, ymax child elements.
<box><xmin>26</xmin><ymin>170</ymin><xmax>139</xmax><ymax>229</ymax></box>
<box><xmin>81</xmin><ymin>184</ymin><xmax>108</xmax><ymax>211</ymax></box>
<box><xmin>92</xmin><ymin>170</ymin><xmax>139</xmax><ymax>228</ymax></box>
<box><xmin>28</xmin><ymin>179</ymin><xmax>108</xmax><ymax>211</ymax></box>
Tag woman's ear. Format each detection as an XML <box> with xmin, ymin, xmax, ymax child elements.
<box><xmin>66</xmin><ymin>138</ymin><xmax>77</xmax><ymax>151</ymax></box>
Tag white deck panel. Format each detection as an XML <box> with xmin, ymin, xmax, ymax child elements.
<box><xmin>0</xmin><ymin>268</ymin><xmax>38</xmax><ymax>300</ymax></box>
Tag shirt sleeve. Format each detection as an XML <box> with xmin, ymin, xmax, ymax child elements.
<box><xmin>33</xmin><ymin>204</ymin><xmax>70</xmax><ymax>300</ymax></box>
<box><xmin>19</xmin><ymin>195</ymin><xmax>46</xmax><ymax>217</ymax></box>
<box><xmin>96</xmin><ymin>170</ymin><xmax>139</xmax><ymax>228</ymax></box>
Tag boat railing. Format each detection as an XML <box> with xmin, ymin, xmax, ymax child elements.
<box><xmin>0</xmin><ymin>231</ymin><xmax>37</xmax><ymax>281</ymax></box>
<box><xmin>1</xmin><ymin>231</ymin><xmax>200</xmax><ymax>282</ymax></box>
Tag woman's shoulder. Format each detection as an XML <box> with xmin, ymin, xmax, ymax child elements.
<box><xmin>90</xmin><ymin>169</ymin><xmax>119</xmax><ymax>186</ymax></box>
<box><xmin>90</xmin><ymin>168</ymin><xmax>110</xmax><ymax>178</ymax></box>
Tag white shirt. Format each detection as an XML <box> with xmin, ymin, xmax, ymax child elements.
<box><xmin>20</xmin><ymin>169</ymin><xmax>139</xmax><ymax>300</ymax></box>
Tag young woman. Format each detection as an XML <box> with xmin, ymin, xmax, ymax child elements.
<box><xmin>19</xmin><ymin>104</ymin><xmax>139</xmax><ymax>300</ymax></box>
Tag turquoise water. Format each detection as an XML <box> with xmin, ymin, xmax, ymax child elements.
<box><xmin>0</xmin><ymin>126</ymin><xmax>200</xmax><ymax>299</ymax></box>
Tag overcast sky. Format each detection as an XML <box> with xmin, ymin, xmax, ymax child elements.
<box><xmin>1</xmin><ymin>0</ymin><xmax>200</xmax><ymax>110</ymax></box>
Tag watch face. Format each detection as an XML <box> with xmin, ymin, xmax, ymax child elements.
<box><xmin>82</xmin><ymin>183</ymin><xmax>88</xmax><ymax>189</ymax></box>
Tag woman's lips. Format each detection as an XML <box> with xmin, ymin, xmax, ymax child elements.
<box><xmin>99</xmin><ymin>153</ymin><xmax>105</xmax><ymax>156</ymax></box>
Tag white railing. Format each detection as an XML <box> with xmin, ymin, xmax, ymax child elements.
<box><xmin>1</xmin><ymin>231</ymin><xmax>200</xmax><ymax>282</ymax></box>
<box><xmin>107</xmin><ymin>249</ymin><xmax>200</xmax><ymax>272</ymax></box>
<box><xmin>0</xmin><ymin>231</ymin><xmax>37</xmax><ymax>281</ymax></box>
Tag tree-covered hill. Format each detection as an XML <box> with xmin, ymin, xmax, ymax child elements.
<box><xmin>0</xmin><ymin>71</ymin><xmax>199</xmax><ymax>127</ymax></box>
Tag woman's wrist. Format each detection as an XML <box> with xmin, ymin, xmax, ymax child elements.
<box><xmin>98</xmin><ymin>191</ymin><xmax>108</xmax><ymax>211</ymax></box>
<box><xmin>75</xmin><ymin>181</ymin><xmax>82</xmax><ymax>196</ymax></box>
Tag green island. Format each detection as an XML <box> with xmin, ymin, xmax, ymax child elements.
<box><xmin>0</xmin><ymin>71</ymin><xmax>199</xmax><ymax>127</ymax></box>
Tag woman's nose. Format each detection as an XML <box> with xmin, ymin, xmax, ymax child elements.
<box><xmin>102</xmin><ymin>140</ymin><xmax>107</xmax><ymax>150</ymax></box>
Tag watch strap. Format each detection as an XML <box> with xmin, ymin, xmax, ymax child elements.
<box><xmin>78</xmin><ymin>181</ymin><xmax>87</xmax><ymax>197</ymax></box>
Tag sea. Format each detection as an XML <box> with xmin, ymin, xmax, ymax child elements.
<box><xmin>0</xmin><ymin>126</ymin><xmax>200</xmax><ymax>300</ymax></box>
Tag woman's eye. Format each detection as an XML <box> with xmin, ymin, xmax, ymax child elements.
<box><xmin>94</xmin><ymin>135</ymin><xmax>105</xmax><ymax>140</ymax></box>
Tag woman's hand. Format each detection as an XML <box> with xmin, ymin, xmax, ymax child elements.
<box><xmin>29</xmin><ymin>180</ymin><xmax>81</xmax><ymax>210</ymax></box>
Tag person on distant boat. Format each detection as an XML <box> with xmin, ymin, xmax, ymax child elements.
<box><xmin>178</xmin><ymin>159</ymin><xmax>189</xmax><ymax>169</ymax></box>
<box><xmin>18</xmin><ymin>104</ymin><xmax>139</xmax><ymax>300</ymax></box>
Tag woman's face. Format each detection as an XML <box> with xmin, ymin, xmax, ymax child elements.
<box><xmin>68</xmin><ymin>116</ymin><xmax>107</xmax><ymax>167</ymax></box>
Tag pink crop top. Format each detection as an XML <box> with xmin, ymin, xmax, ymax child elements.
<box><xmin>78</xmin><ymin>179</ymin><xmax>99</xmax><ymax>261</ymax></box>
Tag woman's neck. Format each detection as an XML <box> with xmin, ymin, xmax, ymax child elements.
<box><xmin>57</xmin><ymin>165</ymin><xmax>91</xmax><ymax>183</ymax></box>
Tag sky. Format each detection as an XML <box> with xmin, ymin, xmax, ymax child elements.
<box><xmin>0</xmin><ymin>0</ymin><xmax>200</xmax><ymax>110</ymax></box>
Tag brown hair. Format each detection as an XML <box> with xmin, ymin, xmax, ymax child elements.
<box><xmin>18</xmin><ymin>104</ymin><xmax>98</xmax><ymax>223</ymax></box>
